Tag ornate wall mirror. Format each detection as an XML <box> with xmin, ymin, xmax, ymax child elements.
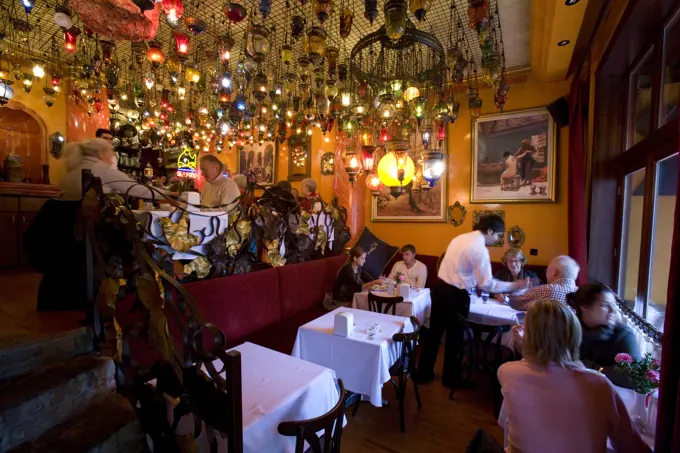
<box><xmin>447</xmin><ymin>201</ymin><xmax>467</xmax><ymax>227</ymax></box>
<box><xmin>507</xmin><ymin>225</ymin><xmax>526</xmax><ymax>248</ymax></box>
<box><xmin>288</xmin><ymin>134</ymin><xmax>311</xmax><ymax>181</ymax></box>
<box><xmin>321</xmin><ymin>152</ymin><xmax>335</xmax><ymax>176</ymax></box>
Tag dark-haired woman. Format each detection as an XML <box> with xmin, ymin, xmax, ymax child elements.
<box><xmin>566</xmin><ymin>283</ymin><xmax>639</xmax><ymax>387</ymax></box>
<box><xmin>333</xmin><ymin>246</ymin><xmax>383</xmax><ymax>302</ymax></box>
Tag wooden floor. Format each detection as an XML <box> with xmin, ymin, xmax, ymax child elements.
<box><xmin>0</xmin><ymin>270</ymin><xmax>504</xmax><ymax>452</ymax></box>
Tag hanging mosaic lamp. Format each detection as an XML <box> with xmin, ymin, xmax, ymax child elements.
<box><xmin>361</xmin><ymin>145</ymin><xmax>377</xmax><ymax>172</ymax></box>
<box><xmin>247</xmin><ymin>25</ymin><xmax>271</xmax><ymax>62</ymax></box>
<box><xmin>64</xmin><ymin>28</ymin><xmax>80</xmax><ymax>53</ymax></box>
<box><xmin>185</xmin><ymin>64</ymin><xmax>201</xmax><ymax>85</ymax></box>
<box><xmin>259</xmin><ymin>0</ymin><xmax>272</xmax><ymax>19</ymax></box>
<box><xmin>173</xmin><ymin>32</ymin><xmax>190</xmax><ymax>60</ymax></box>
<box><xmin>467</xmin><ymin>0</ymin><xmax>489</xmax><ymax>34</ymax></box>
<box><xmin>291</xmin><ymin>15</ymin><xmax>306</xmax><ymax>41</ymax></box>
<box><xmin>377</xmin><ymin>150</ymin><xmax>415</xmax><ymax>187</ymax></box>
<box><xmin>468</xmin><ymin>94</ymin><xmax>483</xmax><ymax>118</ymax></box>
<box><xmin>384</xmin><ymin>0</ymin><xmax>408</xmax><ymax>42</ymax></box>
<box><xmin>21</xmin><ymin>0</ymin><xmax>36</xmax><ymax>14</ymax></box>
<box><xmin>314</xmin><ymin>0</ymin><xmax>333</xmax><ymax>23</ymax></box>
<box><xmin>162</xmin><ymin>0</ymin><xmax>185</xmax><ymax>26</ymax></box>
<box><xmin>326</xmin><ymin>47</ymin><xmax>340</xmax><ymax>77</ymax></box>
<box><xmin>364</xmin><ymin>0</ymin><xmax>378</xmax><ymax>24</ymax></box>
<box><xmin>422</xmin><ymin>150</ymin><xmax>445</xmax><ymax>187</ymax></box>
<box><xmin>54</xmin><ymin>5</ymin><xmax>73</xmax><ymax>29</ymax></box>
<box><xmin>403</xmin><ymin>86</ymin><xmax>420</xmax><ymax>102</ymax></box>
<box><xmin>339</xmin><ymin>8</ymin><xmax>354</xmax><ymax>39</ymax></box>
<box><xmin>494</xmin><ymin>76</ymin><xmax>510</xmax><ymax>112</ymax></box>
<box><xmin>224</xmin><ymin>2</ymin><xmax>247</xmax><ymax>23</ymax></box>
<box><xmin>184</xmin><ymin>17</ymin><xmax>208</xmax><ymax>35</ymax></box>
<box><xmin>22</xmin><ymin>74</ymin><xmax>34</xmax><ymax>93</ymax></box>
<box><xmin>305</xmin><ymin>26</ymin><xmax>327</xmax><ymax>65</ymax></box>
<box><xmin>409</xmin><ymin>0</ymin><xmax>432</xmax><ymax>21</ymax></box>
<box><xmin>366</xmin><ymin>171</ymin><xmax>382</xmax><ymax>195</ymax></box>
<box><xmin>146</xmin><ymin>42</ymin><xmax>165</xmax><ymax>69</ymax></box>
<box><xmin>281</xmin><ymin>45</ymin><xmax>294</xmax><ymax>65</ymax></box>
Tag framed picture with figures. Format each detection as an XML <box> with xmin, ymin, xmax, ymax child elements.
<box><xmin>471</xmin><ymin>108</ymin><xmax>557</xmax><ymax>203</ymax></box>
<box><xmin>238</xmin><ymin>141</ymin><xmax>277</xmax><ymax>187</ymax></box>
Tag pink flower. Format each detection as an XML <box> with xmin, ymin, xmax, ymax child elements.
<box><xmin>646</xmin><ymin>370</ymin><xmax>660</xmax><ymax>385</ymax></box>
<box><xmin>615</xmin><ymin>353</ymin><xmax>634</xmax><ymax>364</ymax></box>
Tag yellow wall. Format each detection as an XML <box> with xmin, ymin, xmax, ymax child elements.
<box><xmin>7</xmin><ymin>84</ymin><xmax>68</xmax><ymax>184</ymax></box>
<box><xmin>215</xmin><ymin>127</ymin><xmax>337</xmax><ymax>202</ymax></box>
<box><xmin>364</xmin><ymin>77</ymin><xmax>572</xmax><ymax>265</ymax></box>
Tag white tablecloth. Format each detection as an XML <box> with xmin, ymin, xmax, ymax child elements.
<box><xmin>352</xmin><ymin>288</ymin><xmax>432</xmax><ymax>328</ymax></box>
<box><xmin>469</xmin><ymin>297</ymin><xmax>521</xmax><ymax>349</ymax></box>
<box><xmin>160</xmin><ymin>342</ymin><xmax>341</xmax><ymax>453</ymax></box>
<box><xmin>135</xmin><ymin>210</ymin><xmax>229</xmax><ymax>260</ymax></box>
<box><xmin>292</xmin><ymin>307</ymin><xmax>412</xmax><ymax>407</ymax></box>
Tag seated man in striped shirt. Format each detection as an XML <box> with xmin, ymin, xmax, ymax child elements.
<box><xmin>509</xmin><ymin>255</ymin><xmax>580</xmax><ymax>311</ymax></box>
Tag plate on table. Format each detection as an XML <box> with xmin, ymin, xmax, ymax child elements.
<box><xmin>371</xmin><ymin>285</ymin><xmax>387</xmax><ymax>291</ymax></box>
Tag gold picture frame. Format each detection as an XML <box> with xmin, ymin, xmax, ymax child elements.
<box><xmin>470</xmin><ymin>107</ymin><xmax>557</xmax><ymax>204</ymax></box>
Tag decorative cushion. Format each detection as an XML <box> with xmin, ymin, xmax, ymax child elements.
<box><xmin>353</xmin><ymin>227</ymin><xmax>399</xmax><ymax>279</ymax></box>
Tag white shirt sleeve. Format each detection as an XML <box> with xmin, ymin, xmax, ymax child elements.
<box><xmin>388</xmin><ymin>261</ymin><xmax>401</xmax><ymax>280</ymax></box>
<box><xmin>472</xmin><ymin>247</ymin><xmax>518</xmax><ymax>294</ymax></box>
<box><xmin>415</xmin><ymin>261</ymin><xmax>427</xmax><ymax>288</ymax></box>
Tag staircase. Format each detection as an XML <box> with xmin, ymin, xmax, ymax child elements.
<box><xmin>0</xmin><ymin>327</ymin><xmax>146</xmax><ymax>453</ymax></box>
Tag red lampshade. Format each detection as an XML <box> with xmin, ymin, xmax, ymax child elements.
<box><xmin>146</xmin><ymin>43</ymin><xmax>166</xmax><ymax>68</ymax></box>
<box><xmin>365</xmin><ymin>171</ymin><xmax>382</xmax><ymax>195</ymax></box>
<box><xmin>173</xmin><ymin>32</ymin><xmax>190</xmax><ymax>59</ymax></box>
<box><xmin>162</xmin><ymin>0</ymin><xmax>184</xmax><ymax>23</ymax></box>
<box><xmin>64</xmin><ymin>28</ymin><xmax>80</xmax><ymax>53</ymax></box>
<box><xmin>361</xmin><ymin>145</ymin><xmax>377</xmax><ymax>173</ymax></box>
<box><xmin>379</xmin><ymin>127</ymin><xmax>390</xmax><ymax>143</ymax></box>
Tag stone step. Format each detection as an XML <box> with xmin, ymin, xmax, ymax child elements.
<box><xmin>7</xmin><ymin>394</ymin><xmax>145</xmax><ymax>453</ymax></box>
<box><xmin>0</xmin><ymin>327</ymin><xmax>92</xmax><ymax>381</ymax></box>
<box><xmin>0</xmin><ymin>354</ymin><xmax>116</xmax><ymax>453</ymax></box>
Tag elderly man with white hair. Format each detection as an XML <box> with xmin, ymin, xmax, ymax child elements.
<box><xmin>301</xmin><ymin>177</ymin><xmax>322</xmax><ymax>211</ymax></box>
<box><xmin>508</xmin><ymin>255</ymin><xmax>580</xmax><ymax>311</ymax></box>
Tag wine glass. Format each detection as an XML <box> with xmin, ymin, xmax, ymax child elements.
<box><xmin>365</xmin><ymin>322</ymin><xmax>378</xmax><ymax>340</ymax></box>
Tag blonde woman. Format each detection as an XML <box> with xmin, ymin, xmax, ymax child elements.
<box><xmin>59</xmin><ymin>138</ymin><xmax>160</xmax><ymax>200</ymax></box>
<box><xmin>497</xmin><ymin>299</ymin><xmax>651</xmax><ymax>453</ymax></box>
<box><xmin>493</xmin><ymin>249</ymin><xmax>539</xmax><ymax>301</ymax></box>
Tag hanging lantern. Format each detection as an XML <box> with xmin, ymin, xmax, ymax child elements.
<box><xmin>340</xmin><ymin>89</ymin><xmax>352</xmax><ymax>107</ymax></box>
<box><xmin>259</xmin><ymin>0</ymin><xmax>272</xmax><ymax>19</ymax></box>
<box><xmin>281</xmin><ymin>45</ymin><xmax>294</xmax><ymax>66</ymax></box>
<box><xmin>51</xmin><ymin>73</ymin><xmax>62</xmax><ymax>88</ymax></box>
<box><xmin>314</xmin><ymin>0</ymin><xmax>333</xmax><ymax>23</ymax></box>
<box><xmin>468</xmin><ymin>0</ymin><xmax>490</xmax><ymax>34</ymax></box>
<box><xmin>422</xmin><ymin>150</ymin><xmax>445</xmax><ymax>187</ymax></box>
<box><xmin>64</xmin><ymin>28</ymin><xmax>80</xmax><ymax>53</ymax></box>
<box><xmin>162</xmin><ymin>0</ymin><xmax>184</xmax><ymax>26</ymax></box>
<box><xmin>379</xmin><ymin>94</ymin><xmax>396</xmax><ymax>119</ymax></box>
<box><xmin>379</xmin><ymin>127</ymin><xmax>391</xmax><ymax>143</ymax></box>
<box><xmin>22</xmin><ymin>74</ymin><xmax>34</xmax><ymax>93</ymax></box>
<box><xmin>326</xmin><ymin>47</ymin><xmax>340</xmax><ymax>78</ymax></box>
<box><xmin>377</xmin><ymin>150</ymin><xmax>415</xmax><ymax>187</ymax></box>
<box><xmin>343</xmin><ymin>149</ymin><xmax>362</xmax><ymax>183</ymax></box>
<box><xmin>54</xmin><ymin>5</ymin><xmax>73</xmax><ymax>29</ymax></box>
<box><xmin>324</xmin><ymin>80</ymin><xmax>339</xmax><ymax>101</ymax></box>
<box><xmin>224</xmin><ymin>2</ymin><xmax>248</xmax><ymax>23</ymax></box>
<box><xmin>361</xmin><ymin>145</ymin><xmax>377</xmax><ymax>173</ymax></box>
<box><xmin>384</xmin><ymin>0</ymin><xmax>408</xmax><ymax>42</ymax></box>
<box><xmin>305</xmin><ymin>27</ymin><xmax>327</xmax><ymax>65</ymax></box>
<box><xmin>409</xmin><ymin>0</ymin><xmax>432</xmax><ymax>20</ymax></box>
<box><xmin>291</xmin><ymin>15</ymin><xmax>306</xmax><ymax>41</ymax></box>
<box><xmin>184</xmin><ymin>17</ymin><xmax>208</xmax><ymax>35</ymax></box>
<box><xmin>167</xmin><ymin>57</ymin><xmax>181</xmax><ymax>84</ymax></box>
<box><xmin>93</xmin><ymin>98</ymin><xmax>104</xmax><ymax>113</ymax></box>
<box><xmin>31</xmin><ymin>59</ymin><xmax>46</xmax><ymax>79</ymax></box>
<box><xmin>185</xmin><ymin>64</ymin><xmax>201</xmax><ymax>84</ymax></box>
<box><xmin>146</xmin><ymin>42</ymin><xmax>165</xmax><ymax>69</ymax></box>
<box><xmin>247</xmin><ymin>25</ymin><xmax>271</xmax><ymax>62</ymax></box>
<box><xmin>448</xmin><ymin>97</ymin><xmax>460</xmax><ymax>122</ymax></box>
<box><xmin>339</xmin><ymin>8</ymin><xmax>354</xmax><ymax>38</ymax></box>
<box><xmin>403</xmin><ymin>86</ymin><xmax>420</xmax><ymax>102</ymax></box>
<box><xmin>219</xmin><ymin>35</ymin><xmax>235</xmax><ymax>65</ymax></box>
<box><xmin>21</xmin><ymin>0</ymin><xmax>35</xmax><ymax>14</ymax></box>
<box><xmin>173</xmin><ymin>32</ymin><xmax>190</xmax><ymax>60</ymax></box>
<box><xmin>145</xmin><ymin>72</ymin><xmax>155</xmax><ymax>90</ymax></box>
<box><xmin>253</xmin><ymin>72</ymin><xmax>268</xmax><ymax>101</ymax></box>
<box><xmin>366</xmin><ymin>171</ymin><xmax>382</xmax><ymax>195</ymax></box>
<box><xmin>494</xmin><ymin>76</ymin><xmax>510</xmax><ymax>112</ymax></box>
<box><xmin>178</xmin><ymin>86</ymin><xmax>186</xmax><ymax>100</ymax></box>
<box><xmin>0</xmin><ymin>80</ymin><xmax>14</xmax><ymax>105</ymax></box>
<box><xmin>364</xmin><ymin>0</ymin><xmax>378</xmax><ymax>24</ymax></box>
<box><xmin>468</xmin><ymin>93</ymin><xmax>483</xmax><ymax>118</ymax></box>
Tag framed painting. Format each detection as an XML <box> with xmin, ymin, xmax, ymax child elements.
<box><xmin>288</xmin><ymin>134</ymin><xmax>312</xmax><ymax>181</ymax></box>
<box><xmin>238</xmin><ymin>141</ymin><xmax>276</xmax><ymax>187</ymax></box>
<box><xmin>371</xmin><ymin>133</ymin><xmax>448</xmax><ymax>222</ymax></box>
<box><xmin>471</xmin><ymin>108</ymin><xmax>556</xmax><ymax>203</ymax></box>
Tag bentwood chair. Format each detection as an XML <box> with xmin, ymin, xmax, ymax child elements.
<box><xmin>367</xmin><ymin>292</ymin><xmax>403</xmax><ymax>316</ymax></box>
<box><xmin>353</xmin><ymin>317</ymin><xmax>422</xmax><ymax>433</ymax></box>
<box><xmin>278</xmin><ymin>379</ymin><xmax>347</xmax><ymax>453</ymax></box>
<box><xmin>450</xmin><ymin>315</ymin><xmax>514</xmax><ymax>418</ymax></box>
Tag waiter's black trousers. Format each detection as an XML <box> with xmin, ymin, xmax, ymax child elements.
<box><xmin>416</xmin><ymin>278</ymin><xmax>470</xmax><ymax>386</ymax></box>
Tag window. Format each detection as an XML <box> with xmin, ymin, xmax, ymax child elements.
<box><xmin>629</xmin><ymin>48</ymin><xmax>655</xmax><ymax>147</ymax></box>
<box><xmin>619</xmin><ymin>168</ymin><xmax>646</xmax><ymax>305</ymax></box>
<box><xmin>647</xmin><ymin>153</ymin><xmax>679</xmax><ymax>331</ymax></box>
<box><xmin>661</xmin><ymin>12</ymin><xmax>680</xmax><ymax>126</ymax></box>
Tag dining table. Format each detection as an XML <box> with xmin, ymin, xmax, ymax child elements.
<box><xmin>468</xmin><ymin>296</ymin><xmax>522</xmax><ymax>349</ymax></box>
<box><xmin>292</xmin><ymin>307</ymin><xmax>413</xmax><ymax>407</ymax></box>
<box><xmin>352</xmin><ymin>287</ymin><xmax>432</xmax><ymax>328</ymax></box>
<box><xmin>154</xmin><ymin>342</ymin><xmax>342</xmax><ymax>453</ymax></box>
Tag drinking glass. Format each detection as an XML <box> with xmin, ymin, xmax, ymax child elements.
<box><xmin>365</xmin><ymin>322</ymin><xmax>378</xmax><ymax>339</ymax></box>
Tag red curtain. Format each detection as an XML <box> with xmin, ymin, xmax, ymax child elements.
<box><xmin>568</xmin><ymin>75</ymin><xmax>589</xmax><ymax>285</ymax></box>
<box><xmin>654</xmin><ymin>112</ymin><xmax>680</xmax><ymax>453</ymax></box>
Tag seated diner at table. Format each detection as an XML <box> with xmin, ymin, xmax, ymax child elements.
<box><xmin>497</xmin><ymin>299</ymin><xmax>652</xmax><ymax>453</ymax></box>
<box><xmin>493</xmin><ymin>248</ymin><xmax>540</xmax><ymax>302</ymax></box>
<box><xmin>508</xmin><ymin>255</ymin><xmax>579</xmax><ymax>311</ymax></box>
<box><xmin>388</xmin><ymin>244</ymin><xmax>428</xmax><ymax>288</ymax></box>
<box><xmin>333</xmin><ymin>246</ymin><xmax>383</xmax><ymax>303</ymax></box>
<box><xmin>567</xmin><ymin>283</ymin><xmax>639</xmax><ymax>387</ymax></box>
<box><xmin>199</xmin><ymin>155</ymin><xmax>241</xmax><ymax>211</ymax></box>
<box><xmin>300</xmin><ymin>178</ymin><xmax>322</xmax><ymax>212</ymax></box>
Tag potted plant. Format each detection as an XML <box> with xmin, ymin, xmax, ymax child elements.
<box><xmin>615</xmin><ymin>352</ymin><xmax>661</xmax><ymax>426</ymax></box>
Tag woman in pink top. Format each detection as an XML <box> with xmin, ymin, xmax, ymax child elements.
<box><xmin>497</xmin><ymin>299</ymin><xmax>651</xmax><ymax>453</ymax></box>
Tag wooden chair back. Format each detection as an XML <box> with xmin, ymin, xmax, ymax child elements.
<box><xmin>391</xmin><ymin>316</ymin><xmax>421</xmax><ymax>377</ymax></box>
<box><xmin>278</xmin><ymin>379</ymin><xmax>347</xmax><ymax>453</ymax></box>
<box><xmin>367</xmin><ymin>292</ymin><xmax>403</xmax><ymax>315</ymax></box>
<box><xmin>458</xmin><ymin>314</ymin><xmax>512</xmax><ymax>371</ymax></box>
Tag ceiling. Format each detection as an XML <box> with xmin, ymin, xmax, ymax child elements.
<box><xmin>0</xmin><ymin>0</ymin><xmax>532</xmax><ymax>82</ymax></box>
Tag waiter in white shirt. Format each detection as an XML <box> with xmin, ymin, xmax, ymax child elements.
<box><xmin>415</xmin><ymin>214</ymin><xmax>530</xmax><ymax>387</ymax></box>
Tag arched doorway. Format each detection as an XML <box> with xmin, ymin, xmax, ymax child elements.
<box><xmin>0</xmin><ymin>106</ymin><xmax>46</xmax><ymax>183</ymax></box>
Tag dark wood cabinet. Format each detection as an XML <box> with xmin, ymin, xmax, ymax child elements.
<box><xmin>0</xmin><ymin>183</ymin><xmax>59</xmax><ymax>268</ymax></box>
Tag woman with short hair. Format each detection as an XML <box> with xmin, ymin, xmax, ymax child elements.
<box><xmin>497</xmin><ymin>299</ymin><xmax>651</xmax><ymax>453</ymax></box>
<box><xmin>494</xmin><ymin>249</ymin><xmax>539</xmax><ymax>301</ymax></box>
